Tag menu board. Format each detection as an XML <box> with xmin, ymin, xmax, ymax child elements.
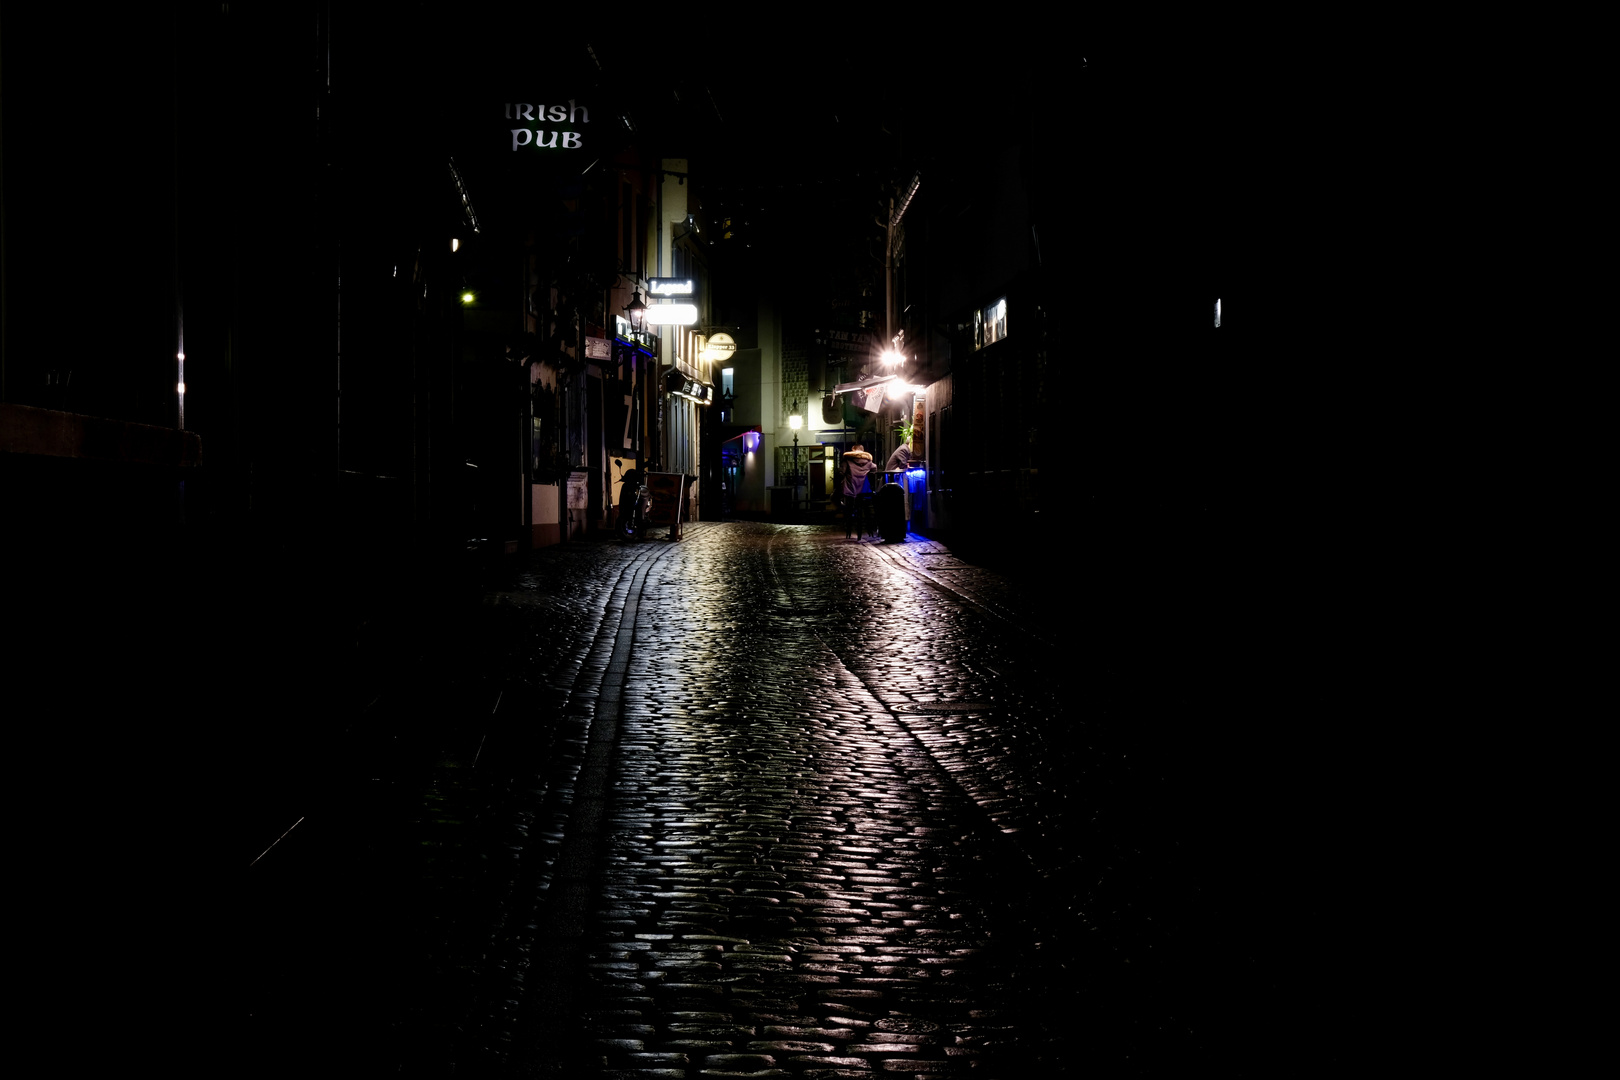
<box><xmin>646</xmin><ymin>472</ymin><xmax>687</xmax><ymax>526</ymax></box>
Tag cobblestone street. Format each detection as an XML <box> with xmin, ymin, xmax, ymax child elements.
<box><xmin>239</xmin><ymin>520</ymin><xmax>1316</xmax><ymax>1078</ymax></box>
<box><xmin>519</xmin><ymin>524</ymin><xmax>1084</xmax><ymax>1079</ymax></box>
<box><xmin>10</xmin><ymin>25</ymin><xmax>1398</xmax><ymax>1078</ymax></box>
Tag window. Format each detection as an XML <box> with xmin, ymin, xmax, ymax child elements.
<box><xmin>974</xmin><ymin>297</ymin><xmax>1008</xmax><ymax>350</ymax></box>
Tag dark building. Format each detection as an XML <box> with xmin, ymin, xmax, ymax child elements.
<box><xmin>1</xmin><ymin>11</ymin><xmax>712</xmax><ymax>1062</ymax></box>
<box><xmin>6</xmin><ymin>16</ymin><xmax>1371</xmax><ymax>1068</ymax></box>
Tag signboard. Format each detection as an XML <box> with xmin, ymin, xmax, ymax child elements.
<box><xmin>646</xmin><ymin>472</ymin><xmax>688</xmax><ymax>529</ymax></box>
<box><xmin>664</xmin><ymin>370</ymin><xmax>713</xmax><ymax>404</ymax></box>
<box><xmin>505</xmin><ymin>99</ymin><xmax>592</xmax><ymax>152</ymax></box>
<box><xmin>850</xmin><ymin>383</ymin><xmax>889</xmax><ymax>414</ymax></box>
<box><xmin>585</xmin><ymin>336</ymin><xmax>611</xmax><ymax>361</ymax></box>
<box><xmin>814</xmin><ymin>328</ymin><xmax>875</xmax><ymax>356</ymax></box>
<box><xmin>644</xmin><ymin>303</ymin><xmax>698</xmax><ymax>326</ymax></box>
<box><xmin>567</xmin><ymin>469</ymin><xmax>589</xmax><ymax>509</ymax></box>
<box><xmin>613</xmin><ymin>316</ymin><xmax>657</xmax><ymax>351</ymax></box>
<box><xmin>611</xmin><ymin>342</ymin><xmax>644</xmax><ymax>453</ymax></box>
<box><xmin>701</xmin><ymin>332</ymin><xmax>736</xmax><ymax>362</ymax></box>
<box><xmin>647</xmin><ymin>278</ymin><xmax>695</xmax><ymax>297</ymax></box>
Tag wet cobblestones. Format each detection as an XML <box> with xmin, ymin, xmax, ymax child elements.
<box><xmin>244</xmin><ymin>521</ymin><xmax>1246</xmax><ymax>1077</ymax></box>
<box><xmin>495</xmin><ymin>524</ymin><xmax>1089</xmax><ymax>1077</ymax></box>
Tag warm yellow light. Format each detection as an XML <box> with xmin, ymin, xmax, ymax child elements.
<box><xmin>789</xmin><ymin>413</ymin><xmax>803</xmax><ymax>430</ymax></box>
<box><xmin>461</xmin><ymin>292</ymin><xmax>475</xmax><ymax>305</ymax></box>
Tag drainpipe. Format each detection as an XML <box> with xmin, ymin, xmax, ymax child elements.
<box><xmin>655</xmin><ymin>166</ymin><xmax>663</xmax><ymax>473</ymax></box>
<box><xmin>885</xmin><ymin>196</ymin><xmax>894</xmax><ymax>351</ymax></box>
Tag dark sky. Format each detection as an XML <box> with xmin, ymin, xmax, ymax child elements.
<box><xmin>1</xmin><ymin>7</ymin><xmax>1279</xmax><ymax>359</ymax></box>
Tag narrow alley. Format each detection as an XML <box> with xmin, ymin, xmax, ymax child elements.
<box><xmin>240</xmin><ymin>521</ymin><xmax>1312</xmax><ymax>1078</ymax></box>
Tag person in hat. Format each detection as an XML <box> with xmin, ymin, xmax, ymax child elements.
<box><xmin>841</xmin><ymin>444</ymin><xmax>877</xmax><ymax>540</ymax></box>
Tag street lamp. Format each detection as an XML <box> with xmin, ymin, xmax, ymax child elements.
<box><xmin>789</xmin><ymin>399</ymin><xmax>803</xmax><ymax>515</ymax></box>
<box><xmin>625</xmin><ymin>289</ymin><xmax>648</xmax><ymax>333</ymax></box>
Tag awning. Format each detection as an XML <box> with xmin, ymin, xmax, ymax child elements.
<box><xmin>831</xmin><ymin>374</ymin><xmax>901</xmax><ymax>415</ymax></box>
<box><xmin>831</xmin><ymin>373</ymin><xmax>899</xmax><ymax>394</ymax></box>
<box><xmin>719</xmin><ymin>426</ymin><xmax>762</xmax><ymax>454</ymax></box>
<box><xmin>1</xmin><ymin>404</ymin><xmax>201</xmax><ymax>467</ymax></box>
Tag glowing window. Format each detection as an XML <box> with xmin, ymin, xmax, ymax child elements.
<box><xmin>974</xmin><ymin>297</ymin><xmax>1008</xmax><ymax>349</ymax></box>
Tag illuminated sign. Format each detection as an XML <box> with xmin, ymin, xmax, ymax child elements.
<box><xmin>664</xmin><ymin>370</ymin><xmax>713</xmax><ymax>404</ymax></box>
<box><xmin>613</xmin><ymin>315</ymin><xmax>656</xmax><ymax>349</ymax></box>
<box><xmin>647</xmin><ymin>278</ymin><xmax>695</xmax><ymax>296</ymax></box>
<box><xmin>643</xmin><ymin>303</ymin><xmax>699</xmax><ymax>326</ymax></box>
<box><xmin>506</xmin><ymin>99</ymin><xmax>591</xmax><ymax>151</ymax></box>
<box><xmin>701</xmin><ymin>332</ymin><xmax>736</xmax><ymax>362</ymax></box>
<box><xmin>973</xmin><ymin>296</ymin><xmax>1007</xmax><ymax>350</ymax></box>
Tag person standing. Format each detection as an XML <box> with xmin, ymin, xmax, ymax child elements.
<box><xmin>841</xmin><ymin>444</ymin><xmax>877</xmax><ymax>540</ymax></box>
<box><xmin>884</xmin><ymin>442</ymin><xmax>912</xmax><ymax>474</ymax></box>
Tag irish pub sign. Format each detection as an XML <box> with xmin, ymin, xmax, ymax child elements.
<box><xmin>506</xmin><ymin>100</ymin><xmax>591</xmax><ymax>151</ymax></box>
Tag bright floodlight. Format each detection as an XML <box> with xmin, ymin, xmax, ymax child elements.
<box><xmin>879</xmin><ymin>349</ymin><xmax>905</xmax><ymax>367</ymax></box>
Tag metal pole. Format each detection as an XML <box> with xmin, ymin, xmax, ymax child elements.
<box><xmin>885</xmin><ymin>197</ymin><xmax>894</xmax><ymax>349</ymax></box>
<box><xmin>655</xmin><ymin>166</ymin><xmax>663</xmax><ymax>473</ymax></box>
